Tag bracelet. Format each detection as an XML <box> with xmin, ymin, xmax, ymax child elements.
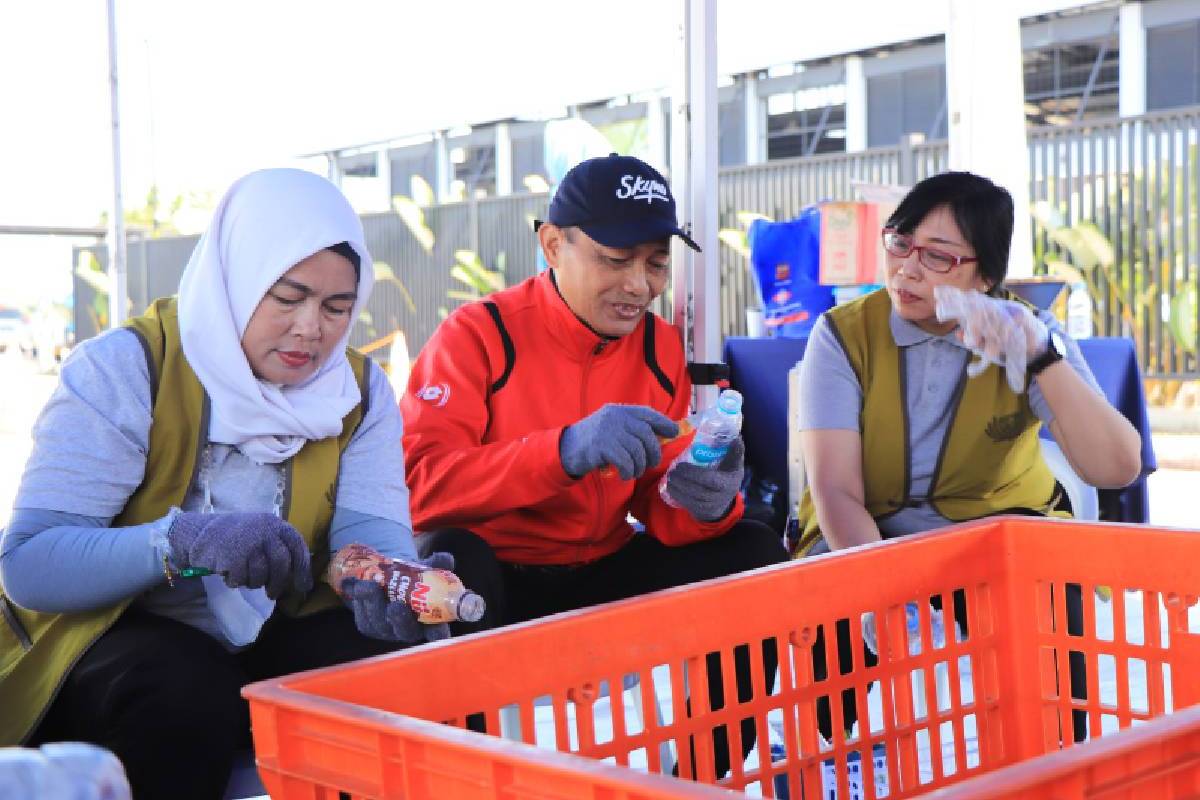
<box><xmin>162</xmin><ymin>553</ymin><xmax>176</xmax><ymax>589</ymax></box>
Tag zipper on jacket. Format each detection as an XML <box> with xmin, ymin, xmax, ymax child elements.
<box><xmin>580</xmin><ymin>342</ymin><xmax>608</xmax><ymax>564</ymax></box>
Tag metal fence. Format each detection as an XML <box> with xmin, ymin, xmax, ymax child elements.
<box><xmin>1027</xmin><ymin>105</ymin><xmax>1200</xmax><ymax>379</ymax></box>
<box><xmin>74</xmin><ymin>106</ymin><xmax>1199</xmax><ymax>378</ymax></box>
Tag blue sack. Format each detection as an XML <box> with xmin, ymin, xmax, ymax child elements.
<box><xmin>748</xmin><ymin>207</ymin><xmax>834</xmax><ymax>338</ymax></box>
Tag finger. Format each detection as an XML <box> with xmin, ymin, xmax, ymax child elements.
<box><xmin>386</xmin><ymin>601</ymin><xmax>423</xmax><ymax>643</ymax></box>
<box><xmin>625</xmin><ymin>419</ymin><xmax>664</xmax><ymax>469</ymax></box>
<box><xmin>718</xmin><ymin>438</ymin><xmax>745</xmax><ymax>471</ymax></box>
<box><xmin>424</xmin><ymin>622</ymin><xmax>452</xmax><ymax>642</ymax></box>
<box><xmin>425</xmin><ymin>551</ymin><xmax>455</xmax><ymax>571</ymax></box>
<box><xmin>350</xmin><ymin>579</ymin><xmax>388</xmax><ymax>637</ymax></box>
<box><xmin>260</xmin><ymin>533</ymin><xmax>293</xmax><ymax>599</ymax></box>
<box><xmin>242</xmin><ymin>543</ymin><xmax>270</xmax><ymax>591</ymax></box>
<box><xmin>670</xmin><ymin>463</ymin><xmax>734</xmax><ymax>493</ymax></box>
<box><xmin>350</xmin><ymin>576</ymin><xmax>386</xmax><ymax>607</ymax></box>
<box><xmin>601</xmin><ymin>440</ymin><xmax>636</xmax><ymax>480</ymax></box>
<box><xmin>617</xmin><ymin>431</ymin><xmax>648</xmax><ymax>478</ymax></box>
<box><xmin>625</xmin><ymin>406</ymin><xmax>679</xmax><ymax>438</ymax></box>
<box><xmin>276</xmin><ymin>524</ymin><xmax>313</xmax><ymax>594</ymax></box>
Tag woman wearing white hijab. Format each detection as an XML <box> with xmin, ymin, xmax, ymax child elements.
<box><xmin>0</xmin><ymin>169</ymin><xmax>447</xmax><ymax>799</ymax></box>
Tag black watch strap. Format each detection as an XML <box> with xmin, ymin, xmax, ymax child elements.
<box><xmin>1027</xmin><ymin>339</ymin><xmax>1063</xmax><ymax>377</ymax></box>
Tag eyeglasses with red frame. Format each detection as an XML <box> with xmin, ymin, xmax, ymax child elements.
<box><xmin>881</xmin><ymin>227</ymin><xmax>978</xmax><ymax>274</ymax></box>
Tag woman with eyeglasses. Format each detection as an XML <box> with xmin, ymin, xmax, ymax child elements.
<box><xmin>793</xmin><ymin>171</ymin><xmax>1141</xmax><ymax>740</ymax></box>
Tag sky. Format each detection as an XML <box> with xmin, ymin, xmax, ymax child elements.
<box><xmin>0</xmin><ymin>0</ymin><xmax>1086</xmax><ymax>308</ymax></box>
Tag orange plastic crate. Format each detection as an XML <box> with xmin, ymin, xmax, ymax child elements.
<box><xmin>244</xmin><ymin>517</ymin><xmax>1200</xmax><ymax>798</ymax></box>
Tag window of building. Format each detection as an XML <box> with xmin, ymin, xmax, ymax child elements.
<box><xmin>1148</xmin><ymin>20</ymin><xmax>1200</xmax><ymax>111</ymax></box>
<box><xmin>766</xmin><ymin>83</ymin><xmax>847</xmax><ymax>159</ymax></box>
<box><xmin>511</xmin><ymin>133</ymin><xmax>547</xmax><ymax>193</ymax></box>
<box><xmin>389</xmin><ymin>146</ymin><xmax>437</xmax><ymax>200</ymax></box>
<box><xmin>867</xmin><ymin>66</ymin><xmax>946</xmax><ymax>148</ymax></box>
<box><xmin>453</xmin><ymin>144</ymin><xmax>495</xmax><ymax>198</ymax></box>
<box><xmin>719</xmin><ymin>94</ymin><xmax>746</xmax><ymax>166</ymax></box>
<box><xmin>338</xmin><ymin>152</ymin><xmax>377</xmax><ymax>178</ymax></box>
<box><xmin>1023</xmin><ymin>37</ymin><xmax>1120</xmax><ymax>126</ymax></box>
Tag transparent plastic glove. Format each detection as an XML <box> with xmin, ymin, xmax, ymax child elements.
<box><xmin>934</xmin><ymin>285</ymin><xmax>1048</xmax><ymax>393</ymax></box>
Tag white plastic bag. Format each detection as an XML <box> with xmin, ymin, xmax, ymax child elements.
<box><xmin>201</xmin><ymin>575</ymin><xmax>275</xmax><ymax>647</ymax></box>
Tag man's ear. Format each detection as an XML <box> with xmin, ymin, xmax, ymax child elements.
<box><xmin>538</xmin><ymin>223</ymin><xmax>565</xmax><ymax>268</ymax></box>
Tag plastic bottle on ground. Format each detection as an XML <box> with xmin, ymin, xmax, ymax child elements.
<box><xmin>659</xmin><ymin>389</ymin><xmax>744</xmax><ymax>507</ymax></box>
<box><xmin>327</xmin><ymin>544</ymin><xmax>486</xmax><ymax>624</ymax></box>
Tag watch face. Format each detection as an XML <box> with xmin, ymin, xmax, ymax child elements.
<box><xmin>1050</xmin><ymin>331</ymin><xmax>1067</xmax><ymax>356</ymax></box>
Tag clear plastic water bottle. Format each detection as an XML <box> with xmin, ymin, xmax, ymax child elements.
<box><xmin>905</xmin><ymin>602</ymin><xmax>947</xmax><ymax>654</ymax></box>
<box><xmin>659</xmin><ymin>389</ymin><xmax>744</xmax><ymax>507</ymax></box>
<box><xmin>1067</xmin><ymin>282</ymin><xmax>1092</xmax><ymax>339</ymax></box>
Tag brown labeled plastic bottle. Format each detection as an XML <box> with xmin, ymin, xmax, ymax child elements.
<box><xmin>327</xmin><ymin>544</ymin><xmax>486</xmax><ymax>624</ymax></box>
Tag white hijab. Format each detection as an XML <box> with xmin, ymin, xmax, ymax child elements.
<box><xmin>177</xmin><ymin>168</ymin><xmax>374</xmax><ymax>464</ymax></box>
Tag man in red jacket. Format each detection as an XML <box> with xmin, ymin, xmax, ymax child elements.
<box><xmin>402</xmin><ymin>154</ymin><xmax>785</xmax><ymax>634</ymax></box>
<box><xmin>402</xmin><ymin>154</ymin><xmax>785</xmax><ymax>777</ymax></box>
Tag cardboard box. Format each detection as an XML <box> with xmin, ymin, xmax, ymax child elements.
<box><xmin>818</xmin><ymin>201</ymin><xmax>894</xmax><ymax>286</ymax></box>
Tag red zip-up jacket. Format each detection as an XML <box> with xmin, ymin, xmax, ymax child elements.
<box><xmin>401</xmin><ymin>271</ymin><xmax>744</xmax><ymax>565</ymax></box>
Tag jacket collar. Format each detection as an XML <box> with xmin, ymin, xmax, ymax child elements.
<box><xmin>536</xmin><ymin>269</ymin><xmax>643</xmax><ymax>360</ymax></box>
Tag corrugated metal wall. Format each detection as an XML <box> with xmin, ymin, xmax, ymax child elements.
<box><xmin>1028</xmin><ymin>104</ymin><xmax>1200</xmax><ymax>379</ymax></box>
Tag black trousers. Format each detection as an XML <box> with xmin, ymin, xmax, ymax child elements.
<box><xmin>30</xmin><ymin>606</ymin><xmax>410</xmax><ymax>800</ymax></box>
<box><xmin>419</xmin><ymin>519</ymin><xmax>789</xmax><ymax>779</ymax></box>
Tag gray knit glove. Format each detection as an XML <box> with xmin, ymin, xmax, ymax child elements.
<box><xmin>166</xmin><ymin>511</ymin><xmax>312</xmax><ymax>599</ymax></box>
<box><xmin>664</xmin><ymin>438</ymin><xmax>745</xmax><ymax>521</ymax></box>
<box><xmin>560</xmin><ymin>404</ymin><xmax>679</xmax><ymax>480</ymax></box>
<box><xmin>341</xmin><ymin>551</ymin><xmax>455</xmax><ymax>643</ymax></box>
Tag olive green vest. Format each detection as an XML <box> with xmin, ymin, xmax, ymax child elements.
<box><xmin>795</xmin><ymin>289</ymin><xmax>1065</xmax><ymax>556</ymax></box>
<box><xmin>0</xmin><ymin>297</ymin><xmax>368</xmax><ymax>744</ymax></box>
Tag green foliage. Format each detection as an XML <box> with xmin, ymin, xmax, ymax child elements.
<box><xmin>97</xmin><ymin>185</ymin><xmax>203</xmax><ymax>238</ymax></box>
<box><xmin>718</xmin><ymin>211</ymin><xmax>772</xmax><ymax>308</ymax></box>
<box><xmin>1033</xmin><ymin>195</ymin><xmax>1198</xmax><ymax>362</ymax></box>
<box><xmin>392</xmin><ymin>195</ymin><xmax>435</xmax><ymax>252</ymax></box>
<box><xmin>74</xmin><ymin>252</ymin><xmax>110</xmax><ymax>332</ymax></box>
<box><xmin>447</xmin><ymin>250</ymin><xmax>506</xmax><ymax>303</ymax></box>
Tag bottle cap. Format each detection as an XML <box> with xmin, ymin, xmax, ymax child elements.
<box><xmin>716</xmin><ymin>388</ymin><xmax>743</xmax><ymax>415</ymax></box>
<box><xmin>457</xmin><ymin>591</ymin><xmax>487</xmax><ymax>623</ymax></box>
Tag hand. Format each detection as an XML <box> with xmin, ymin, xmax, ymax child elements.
<box><xmin>560</xmin><ymin>404</ymin><xmax>679</xmax><ymax>480</ymax></box>
<box><xmin>0</xmin><ymin>743</ymin><xmax>131</xmax><ymax>800</ymax></box>
<box><xmin>343</xmin><ymin>550</ymin><xmax>455</xmax><ymax>643</ymax></box>
<box><xmin>664</xmin><ymin>438</ymin><xmax>744</xmax><ymax>521</ymax></box>
<box><xmin>167</xmin><ymin>512</ymin><xmax>312</xmax><ymax>599</ymax></box>
<box><xmin>934</xmin><ymin>286</ymin><xmax>1048</xmax><ymax>393</ymax></box>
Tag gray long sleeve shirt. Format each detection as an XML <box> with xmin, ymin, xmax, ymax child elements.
<box><xmin>797</xmin><ymin>307</ymin><xmax>1102</xmax><ymax>536</ymax></box>
<box><xmin>0</xmin><ymin>328</ymin><xmax>416</xmax><ymax>644</ymax></box>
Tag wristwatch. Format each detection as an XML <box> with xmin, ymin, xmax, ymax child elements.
<box><xmin>1027</xmin><ymin>329</ymin><xmax>1066</xmax><ymax>377</ymax></box>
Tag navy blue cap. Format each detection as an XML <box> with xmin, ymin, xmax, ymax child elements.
<box><xmin>534</xmin><ymin>153</ymin><xmax>700</xmax><ymax>252</ymax></box>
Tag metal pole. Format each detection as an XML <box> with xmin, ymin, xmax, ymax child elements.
<box><xmin>945</xmin><ymin>0</ymin><xmax>1034</xmax><ymax>278</ymax></box>
<box><xmin>106</xmin><ymin>0</ymin><xmax>128</xmax><ymax>327</ymax></box>
<box><xmin>670</xmin><ymin>0</ymin><xmax>719</xmax><ymax>410</ymax></box>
